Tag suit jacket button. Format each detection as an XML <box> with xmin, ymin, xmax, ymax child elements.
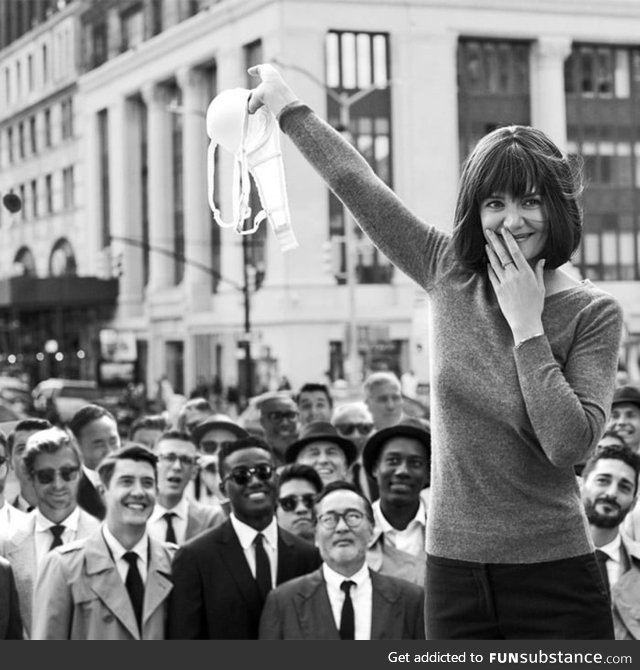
<box><xmin>103</xmin><ymin>614</ymin><xmax>114</xmax><ymax>623</ymax></box>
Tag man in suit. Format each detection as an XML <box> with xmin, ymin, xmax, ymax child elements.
<box><xmin>581</xmin><ymin>442</ymin><xmax>640</xmax><ymax>639</ymax></box>
<box><xmin>167</xmin><ymin>436</ymin><xmax>321</xmax><ymax>639</ymax></box>
<box><xmin>147</xmin><ymin>429</ymin><xmax>224</xmax><ymax>544</ymax></box>
<box><xmin>259</xmin><ymin>481</ymin><xmax>425</xmax><ymax>640</ymax></box>
<box><xmin>69</xmin><ymin>404</ymin><xmax>121</xmax><ymax>520</ymax></box>
<box><xmin>0</xmin><ymin>427</ymin><xmax>100</xmax><ymax>637</ymax></box>
<box><xmin>32</xmin><ymin>444</ymin><xmax>176</xmax><ymax>640</ymax></box>
<box><xmin>6</xmin><ymin>418</ymin><xmax>52</xmax><ymax>513</ymax></box>
<box><xmin>363</xmin><ymin>419</ymin><xmax>430</xmax><ymax>586</ymax></box>
<box><xmin>0</xmin><ymin>556</ymin><xmax>22</xmax><ymax>639</ymax></box>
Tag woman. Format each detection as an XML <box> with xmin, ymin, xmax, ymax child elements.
<box><xmin>247</xmin><ymin>65</ymin><xmax>623</xmax><ymax>639</ymax></box>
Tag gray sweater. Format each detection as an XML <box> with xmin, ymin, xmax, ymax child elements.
<box><xmin>280</xmin><ymin>103</ymin><xmax>624</xmax><ymax>563</ymax></box>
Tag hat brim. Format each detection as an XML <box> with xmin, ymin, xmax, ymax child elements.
<box><xmin>285</xmin><ymin>434</ymin><xmax>358</xmax><ymax>466</ymax></box>
<box><xmin>191</xmin><ymin>420</ymin><xmax>248</xmax><ymax>446</ymax></box>
<box><xmin>362</xmin><ymin>425</ymin><xmax>431</xmax><ymax>479</ymax></box>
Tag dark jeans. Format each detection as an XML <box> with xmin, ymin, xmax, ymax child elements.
<box><xmin>425</xmin><ymin>552</ymin><xmax>614</xmax><ymax>640</ymax></box>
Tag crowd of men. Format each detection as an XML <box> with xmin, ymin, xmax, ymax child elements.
<box><xmin>0</xmin><ymin>371</ymin><xmax>639</xmax><ymax>640</ymax></box>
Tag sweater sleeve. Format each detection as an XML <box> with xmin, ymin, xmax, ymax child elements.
<box><xmin>279</xmin><ymin>103</ymin><xmax>450</xmax><ymax>291</ymax></box>
<box><xmin>514</xmin><ymin>295</ymin><xmax>623</xmax><ymax>468</ymax></box>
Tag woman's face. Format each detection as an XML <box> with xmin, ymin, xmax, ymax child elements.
<box><xmin>479</xmin><ymin>191</ymin><xmax>548</xmax><ymax>263</ymax></box>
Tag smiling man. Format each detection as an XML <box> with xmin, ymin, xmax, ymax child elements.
<box><xmin>32</xmin><ymin>444</ymin><xmax>176</xmax><ymax>640</ymax></box>
<box><xmin>581</xmin><ymin>442</ymin><xmax>640</xmax><ymax>639</ymax></box>
<box><xmin>168</xmin><ymin>436</ymin><xmax>321</xmax><ymax>639</ymax></box>
<box><xmin>362</xmin><ymin>418</ymin><xmax>431</xmax><ymax>586</ymax></box>
<box><xmin>258</xmin><ymin>394</ymin><xmax>300</xmax><ymax>466</ymax></box>
<box><xmin>608</xmin><ymin>385</ymin><xmax>640</xmax><ymax>454</ymax></box>
<box><xmin>0</xmin><ymin>428</ymin><xmax>99</xmax><ymax>637</ymax></box>
<box><xmin>147</xmin><ymin>430</ymin><xmax>223</xmax><ymax>545</ymax></box>
<box><xmin>259</xmin><ymin>481</ymin><xmax>425</xmax><ymax>639</ymax></box>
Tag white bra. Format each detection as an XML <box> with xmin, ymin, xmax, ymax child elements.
<box><xmin>206</xmin><ymin>87</ymin><xmax>298</xmax><ymax>252</ymax></box>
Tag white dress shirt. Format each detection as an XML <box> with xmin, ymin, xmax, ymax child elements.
<box><xmin>598</xmin><ymin>533</ymin><xmax>623</xmax><ymax>588</ymax></box>
<box><xmin>0</xmin><ymin>500</ymin><xmax>27</xmax><ymax>536</ymax></box>
<box><xmin>322</xmin><ymin>562</ymin><xmax>372</xmax><ymax>640</ymax></box>
<box><xmin>229</xmin><ymin>513</ymin><xmax>278</xmax><ymax>587</ymax></box>
<box><xmin>34</xmin><ymin>506</ymin><xmax>81</xmax><ymax>569</ymax></box>
<box><xmin>148</xmin><ymin>497</ymin><xmax>189</xmax><ymax>545</ymax></box>
<box><xmin>372</xmin><ymin>499</ymin><xmax>427</xmax><ymax>554</ymax></box>
<box><xmin>102</xmin><ymin>524</ymin><xmax>149</xmax><ymax>584</ymax></box>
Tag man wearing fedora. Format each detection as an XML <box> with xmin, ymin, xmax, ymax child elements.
<box><xmin>285</xmin><ymin>422</ymin><xmax>358</xmax><ymax>487</ymax></box>
<box><xmin>608</xmin><ymin>385</ymin><xmax>640</xmax><ymax>455</ymax></box>
<box><xmin>362</xmin><ymin>418</ymin><xmax>431</xmax><ymax>586</ymax></box>
<box><xmin>189</xmin><ymin>414</ymin><xmax>249</xmax><ymax>511</ymax></box>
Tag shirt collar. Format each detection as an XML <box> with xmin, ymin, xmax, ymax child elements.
<box><xmin>151</xmin><ymin>497</ymin><xmax>189</xmax><ymax>522</ymax></box>
<box><xmin>322</xmin><ymin>560</ymin><xmax>370</xmax><ymax>588</ymax></box>
<box><xmin>34</xmin><ymin>505</ymin><xmax>81</xmax><ymax>532</ymax></box>
<box><xmin>101</xmin><ymin>523</ymin><xmax>149</xmax><ymax>564</ymax></box>
<box><xmin>598</xmin><ymin>532</ymin><xmax>622</xmax><ymax>564</ymax></box>
<box><xmin>83</xmin><ymin>465</ymin><xmax>101</xmax><ymax>487</ymax></box>
<box><xmin>229</xmin><ymin>513</ymin><xmax>278</xmax><ymax>551</ymax></box>
<box><xmin>370</xmin><ymin>498</ymin><xmax>426</xmax><ymax>541</ymax></box>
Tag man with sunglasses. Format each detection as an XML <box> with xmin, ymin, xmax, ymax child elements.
<box><xmin>147</xmin><ymin>430</ymin><xmax>224</xmax><ymax>545</ymax></box>
<box><xmin>275</xmin><ymin>464</ymin><xmax>323</xmax><ymax>543</ymax></box>
<box><xmin>259</xmin><ymin>481</ymin><xmax>425</xmax><ymax>639</ymax></box>
<box><xmin>332</xmin><ymin>402</ymin><xmax>377</xmax><ymax>501</ymax></box>
<box><xmin>258</xmin><ymin>394</ymin><xmax>300</xmax><ymax>466</ymax></box>
<box><xmin>0</xmin><ymin>427</ymin><xmax>99</xmax><ymax>637</ymax></box>
<box><xmin>168</xmin><ymin>436</ymin><xmax>321</xmax><ymax>639</ymax></box>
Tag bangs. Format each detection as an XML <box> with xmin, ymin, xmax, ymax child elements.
<box><xmin>476</xmin><ymin>142</ymin><xmax>543</xmax><ymax>202</ymax></box>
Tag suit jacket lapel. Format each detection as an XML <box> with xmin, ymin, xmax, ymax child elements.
<box><xmin>295</xmin><ymin>568</ymin><xmax>340</xmax><ymax>640</ymax></box>
<box><xmin>276</xmin><ymin>530</ymin><xmax>298</xmax><ymax>584</ymax></box>
<box><xmin>217</xmin><ymin>522</ymin><xmax>261</xmax><ymax>607</ymax></box>
<box><xmin>370</xmin><ymin>570</ymin><xmax>399</xmax><ymax>640</ymax></box>
<box><xmin>184</xmin><ymin>501</ymin><xmax>203</xmax><ymax>540</ymax></box>
<box><xmin>5</xmin><ymin>518</ymin><xmax>36</xmax><ymax>635</ymax></box>
<box><xmin>84</xmin><ymin>530</ymin><xmax>140</xmax><ymax>640</ymax></box>
<box><xmin>142</xmin><ymin>537</ymin><xmax>173</xmax><ymax>625</ymax></box>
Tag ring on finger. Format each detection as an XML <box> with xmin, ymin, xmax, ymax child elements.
<box><xmin>502</xmin><ymin>261</ymin><xmax>515</xmax><ymax>268</ymax></box>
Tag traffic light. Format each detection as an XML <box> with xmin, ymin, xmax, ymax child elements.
<box><xmin>322</xmin><ymin>236</ymin><xmax>344</xmax><ymax>276</ymax></box>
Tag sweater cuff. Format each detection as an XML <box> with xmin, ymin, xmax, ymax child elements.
<box><xmin>277</xmin><ymin>101</ymin><xmax>310</xmax><ymax>129</ymax></box>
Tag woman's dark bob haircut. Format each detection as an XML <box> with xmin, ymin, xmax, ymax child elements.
<box><xmin>452</xmin><ymin>125</ymin><xmax>583</xmax><ymax>273</ymax></box>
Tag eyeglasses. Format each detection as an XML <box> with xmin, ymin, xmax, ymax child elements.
<box><xmin>317</xmin><ymin>509</ymin><xmax>366</xmax><ymax>530</ymax></box>
<box><xmin>335</xmin><ymin>422</ymin><xmax>374</xmax><ymax>437</ymax></box>
<box><xmin>224</xmin><ymin>464</ymin><xmax>274</xmax><ymax>486</ymax></box>
<box><xmin>265</xmin><ymin>411</ymin><xmax>298</xmax><ymax>423</ymax></box>
<box><xmin>33</xmin><ymin>466</ymin><xmax>80</xmax><ymax>485</ymax></box>
<box><xmin>199</xmin><ymin>439</ymin><xmax>234</xmax><ymax>455</ymax></box>
<box><xmin>278</xmin><ymin>494</ymin><xmax>315</xmax><ymax>512</ymax></box>
<box><xmin>158</xmin><ymin>453</ymin><xmax>197</xmax><ymax>467</ymax></box>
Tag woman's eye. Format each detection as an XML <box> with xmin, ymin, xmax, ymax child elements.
<box><xmin>523</xmin><ymin>197</ymin><xmax>542</xmax><ymax>207</ymax></box>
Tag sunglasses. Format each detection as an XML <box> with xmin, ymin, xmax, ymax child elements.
<box><xmin>33</xmin><ymin>466</ymin><xmax>80</xmax><ymax>485</ymax></box>
<box><xmin>224</xmin><ymin>464</ymin><xmax>274</xmax><ymax>486</ymax></box>
<box><xmin>335</xmin><ymin>422</ymin><xmax>374</xmax><ymax>437</ymax></box>
<box><xmin>199</xmin><ymin>439</ymin><xmax>235</xmax><ymax>455</ymax></box>
<box><xmin>158</xmin><ymin>453</ymin><xmax>197</xmax><ymax>467</ymax></box>
<box><xmin>265</xmin><ymin>411</ymin><xmax>298</xmax><ymax>423</ymax></box>
<box><xmin>278</xmin><ymin>494</ymin><xmax>315</xmax><ymax>512</ymax></box>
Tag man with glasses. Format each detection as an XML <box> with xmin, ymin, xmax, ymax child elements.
<box><xmin>258</xmin><ymin>394</ymin><xmax>300</xmax><ymax>466</ymax></box>
<box><xmin>147</xmin><ymin>430</ymin><xmax>224</xmax><ymax>545</ymax></box>
<box><xmin>32</xmin><ymin>444</ymin><xmax>176</xmax><ymax>639</ymax></box>
<box><xmin>275</xmin><ymin>464</ymin><xmax>323</xmax><ymax>543</ymax></box>
<box><xmin>259</xmin><ymin>481</ymin><xmax>425</xmax><ymax>639</ymax></box>
<box><xmin>332</xmin><ymin>402</ymin><xmax>377</xmax><ymax>501</ymax></box>
<box><xmin>167</xmin><ymin>436</ymin><xmax>321</xmax><ymax>639</ymax></box>
<box><xmin>0</xmin><ymin>427</ymin><xmax>99</xmax><ymax>637</ymax></box>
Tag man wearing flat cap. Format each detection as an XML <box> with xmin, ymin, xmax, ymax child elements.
<box><xmin>362</xmin><ymin>418</ymin><xmax>431</xmax><ymax>585</ymax></box>
<box><xmin>285</xmin><ymin>422</ymin><xmax>358</xmax><ymax>487</ymax></box>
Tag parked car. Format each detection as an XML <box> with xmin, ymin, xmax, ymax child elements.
<box><xmin>32</xmin><ymin>378</ymin><xmax>116</xmax><ymax>425</ymax></box>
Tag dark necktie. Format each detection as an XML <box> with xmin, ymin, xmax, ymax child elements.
<box><xmin>595</xmin><ymin>549</ymin><xmax>611</xmax><ymax>599</ymax></box>
<box><xmin>254</xmin><ymin>533</ymin><xmax>272</xmax><ymax>602</ymax></box>
<box><xmin>123</xmin><ymin>551</ymin><xmax>144</xmax><ymax>633</ymax></box>
<box><xmin>339</xmin><ymin>580</ymin><xmax>356</xmax><ymax>640</ymax></box>
<box><xmin>163</xmin><ymin>512</ymin><xmax>177</xmax><ymax>544</ymax></box>
<box><xmin>49</xmin><ymin>524</ymin><xmax>66</xmax><ymax>551</ymax></box>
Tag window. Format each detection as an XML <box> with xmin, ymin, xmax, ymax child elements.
<box><xmin>45</xmin><ymin>173</ymin><xmax>53</xmax><ymax>213</ymax></box>
<box><xmin>27</xmin><ymin>54</ymin><xmax>33</xmax><ymax>91</ymax></box>
<box><xmin>325</xmin><ymin>30</ymin><xmax>393</xmax><ymax>284</ymax></box>
<box><xmin>29</xmin><ymin>115</ymin><xmax>36</xmax><ymax>154</ymax></box>
<box><xmin>121</xmin><ymin>5</ymin><xmax>144</xmax><ymax>52</ymax></box>
<box><xmin>43</xmin><ymin>107</ymin><xmax>51</xmax><ymax>146</ymax></box>
<box><xmin>42</xmin><ymin>43</ymin><xmax>48</xmax><ymax>83</ymax></box>
<box><xmin>566</xmin><ymin>44</ymin><xmax>640</xmax><ymax>280</ymax></box>
<box><xmin>170</xmin><ymin>85</ymin><xmax>185</xmax><ymax>285</ymax></box>
<box><xmin>16</xmin><ymin>60</ymin><xmax>21</xmax><ymax>100</ymax></box>
<box><xmin>19</xmin><ymin>184</ymin><xmax>26</xmax><ymax>221</ymax></box>
<box><xmin>150</xmin><ymin>0</ymin><xmax>163</xmax><ymax>36</ymax></box>
<box><xmin>4</xmin><ymin>67</ymin><xmax>9</xmax><ymax>103</ymax></box>
<box><xmin>18</xmin><ymin>121</ymin><xmax>25</xmax><ymax>159</ymax></box>
<box><xmin>30</xmin><ymin>179</ymin><xmax>37</xmax><ymax>218</ymax></box>
<box><xmin>7</xmin><ymin>127</ymin><xmax>13</xmax><ymax>163</ymax></box>
<box><xmin>62</xmin><ymin>166</ymin><xmax>74</xmax><ymax>210</ymax></box>
<box><xmin>61</xmin><ymin>97</ymin><xmax>73</xmax><ymax>139</ymax></box>
<box><xmin>91</xmin><ymin>22</ymin><xmax>108</xmax><ymax>68</ymax></box>
<box><xmin>98</xmin><ymin>110</ymin><xmax>110</xmax><ymax>246</ymax></box>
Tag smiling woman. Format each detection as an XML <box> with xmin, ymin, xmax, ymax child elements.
<box><xmin>248</xmin><ymin>64</ymin><xmax>624</xmax><ymax>640</ymax></box>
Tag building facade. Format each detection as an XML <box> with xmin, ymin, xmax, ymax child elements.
<box><xmin>1</xmin><ymin>0</ymin><xmax>640</xmax><ymax>401</ymax></box>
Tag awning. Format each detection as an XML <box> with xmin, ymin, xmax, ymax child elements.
<box><xmin>0</xmin><ymin>276</ymin><xmax>119</xmax><ymax>310</ymax></box>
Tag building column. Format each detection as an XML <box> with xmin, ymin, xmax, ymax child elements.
<box><xmin>141</xmin><ymin>81</ymin><xmax>174</xmax><ymax>292</ymax></box>
<box><xmin>531</xmin><ymin>36</ymin><xmax>572</xmax><ymax>151</ymax></box>
<box><xmin>176</xmin><ymin>66</ymin><xmax>211</xmax><ymax>290</ymax></box>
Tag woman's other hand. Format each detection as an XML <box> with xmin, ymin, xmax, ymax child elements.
<box><xmin>485</xmin><ymin>228</ymin><xmax>546</xmax><ymax>343</ymax></box>
<box><xmin>247</xmin><ymin>63</ymin><xmax>299</xmax><ymax>117</ymax></box>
